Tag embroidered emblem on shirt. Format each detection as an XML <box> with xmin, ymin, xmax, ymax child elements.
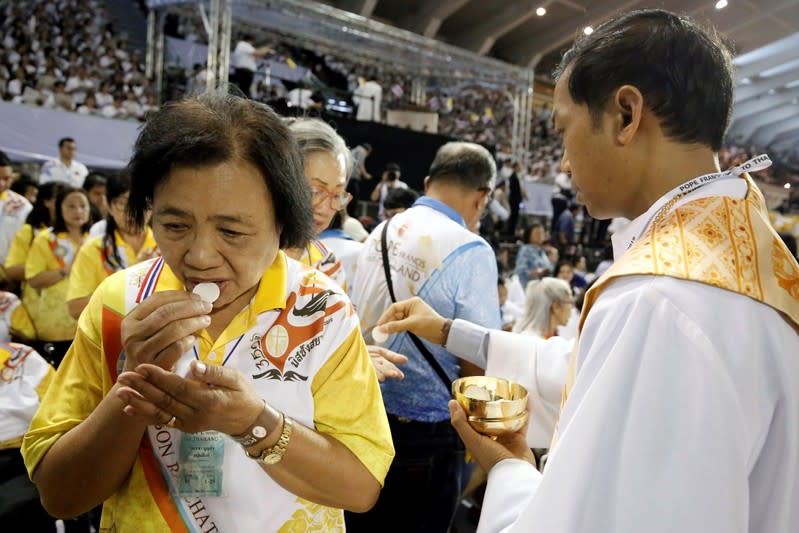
<box><xmin>292</xmin><ymin>289</ymin><xmax>336</xmax><ymax>317</ymax></box>
<box><xmin>264</xmin><ymin>325</ymin><xmax>289</xmax><ymax>358</ymax></box>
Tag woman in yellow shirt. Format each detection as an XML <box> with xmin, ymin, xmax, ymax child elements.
<box><xmin>22</xmin><ymin>95</ymin><xmax>394</xmax><ymax>533</ymax></box>
<box><xmin>3</xmin><ymin>181</ymin><xmax>63</xmax><ymax>285</ymax></box>
<box><xmin>67</xmin><ymin>174</ymin><xmax>157</xmax><ymax>319</ymax></box>
<box><xmin>24</xmin><ymin>186</ymin><xmax>90</xmax><ymax>363</ymax></box>
<box><xmin>3</xmin><ymin>182</ymin><xmax>63</xmax><ymax>342</ymax></box>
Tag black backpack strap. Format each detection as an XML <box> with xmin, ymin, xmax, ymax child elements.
<box><xmin>380</xmin><ymin>221</ymin><xmax>452</xmax><ymax>390</ymax></box>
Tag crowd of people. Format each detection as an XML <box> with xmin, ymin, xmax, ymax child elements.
<box><xmin>0</xmin><ymin>0</ymin><xmax>157</xmax><ymax>120</ymax></box>
<box><xmin>1</xmin><ymin>7</ymin><xmax>799</xmax><ymax>533</ymax></box>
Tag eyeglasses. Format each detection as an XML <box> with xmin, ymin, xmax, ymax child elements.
<box><xmin>310</xmin><ymin>187</ymin><xmax>352</xmax><ymax>209</ymax></box>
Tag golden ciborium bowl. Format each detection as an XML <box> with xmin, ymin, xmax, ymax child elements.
<box><xmin>451</xmin><ymin>376</ymin><xmax>529</xmax><ymax>437</ymax></box>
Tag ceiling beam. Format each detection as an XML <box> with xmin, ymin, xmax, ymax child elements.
<box><xmin>729</xmin><ymin>105</ymin><xmax>795</xmax><ymax>140</ymax></box>
<box><xmin>734</xmin><ymin>33</ymin><xmax>799</xmax><ymax>80</ymax></box>
<box><xmin>557</xmin><ymin>0</ymin><xmax>588</xmax><ymax>12</ymax></box>
<box><xmin>451</xmin><ymin>0</ymin><xmax>542</xmax><ymax>56</ymax></box>
<box><xmin>773</xmin><ymin>129</ymin><xmax>799</xmax><ymax>146</ymax></box>
<box><xmin>730</xmin><ymin>88</ymin><xmax>799</xmax><ymax>122</ymax></box>
<box><xmin>727</xmin><ymin>0</ymin><xmax>795</xmax><ymax>36</ymax></box>
<box><xmin>751</xmin><ymin>114</ymin><xmax>799</xmax><ymax>146</ymax></box>
<box><xmin>337</xmin><ymin>0</ymin><xmax>378</xmax><ymax>18</ymax></box>
<box><xmin>734</xmin><ymin>67</ymin><xmax>799</xmax><ymax>102</ymax></box>
<box><xmin>498</xmin><ymin>0</ymin><xmax>644</xmax><ymax>67</ymax></box>
<box><xmin>398</xmin><ymin>0</ymin><xmax>470</xmax><ymax>38</ymax></box>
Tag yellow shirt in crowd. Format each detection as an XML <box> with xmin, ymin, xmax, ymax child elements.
<box><xmin>5</xmin><ymin>223</ymin><xmax>39</xmax><ymax>269</ymax></box>
<box><xmin>22</xmin><ymin>252</ymin><xmax>394</xmax><ymax>532</ymax></box>
<box><xmin>67</xmin><ymin>228</ymin><xmax>157</xmax><ymax>302</ymax></box>
<box><xmin>24</xmin><ymin>228</ymin><xmax>86</xmax><ymax>341</ymax></box>
<box><xmin>4</xmin><ymin>224</ymin><xmax>44</xmax><ymax>340</ymax></box>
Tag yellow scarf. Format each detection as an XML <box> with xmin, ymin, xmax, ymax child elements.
<box><xmin>552</xmin><ymin>176</ymin><xmax>799</xmax><ymax>448</ymax></box>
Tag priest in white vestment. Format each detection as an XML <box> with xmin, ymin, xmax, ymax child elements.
<box><xmin>377</xmin><ymin>9</ymin><xmax>799</xmax><ymax>533</ymax></box>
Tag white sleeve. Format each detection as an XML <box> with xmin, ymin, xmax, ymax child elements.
<box><xmin>485</xmin><ymin>331</ymin><xmax>572</xmax><ymax>448</ymax></box>
<box><xmin>480</xmin><ymin>280</ymin><xmax>750</xmax><ymax>533</ymax></box>
<box><xmin>478</xmin><ymin>459</ymin><xmax>542</xmax><ymax>533</ymax></box>
<box><xmin>38</xmin><ymin>161</ymin><xmax>54</xmax><ymax>182</ymax></box>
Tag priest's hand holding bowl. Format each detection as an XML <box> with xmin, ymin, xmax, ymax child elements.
<box><xmin>449</xmin><ymin>378</ymin><xmax>535</xmax><ymax>472</ymax></box>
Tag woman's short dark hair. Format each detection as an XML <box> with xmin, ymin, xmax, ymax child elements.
<box><xmin>524</xmin><ymin>223</ymin><xmax>543</xmax><ymax>243</ymax></box>
<box><xmin>383</xmin><ymin>187</ymin><xmax>419</xmax><ymax>211</ymax></box>
<box><xmin>26</xmin><ymin>181</ymin><xmax>63</xmax><ymax>229</ymax></box>
<box><xmin>10</xmin><ymin>174</ymin><xmax>37</xmax><ymax>196</ymax></box>
<box><xmin>127</xmin><ymin>94</ymin><xmax>312</xmax><ymax>249</ymax></box>
<box><xmin>53</xmin><ymin>186</ymin><xmax>91</xmax><ymax>234</ymax></box>
<box><xmin>83</xmin><ymin>172</ymin><xmax>107</xmax><ymax>192</ymax></box>
<box><xmin>104</xmin><ymin>173</ymin><xmax>133</xmax><ymax>270</ymax></box>
<box><xmin>554</xmin><ymin>9</ymin><xmax>733</xmax><ymax>151</ymax></box>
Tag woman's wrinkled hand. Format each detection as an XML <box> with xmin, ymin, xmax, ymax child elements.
<box><xmin>368</xmin><ymin>345</ymin><xmax>407</xmax><ymax>382</ymax></box>
<box><xmin>116</xmin><ymin>360</ymin><xmax>264</xmax><ymax>435</ymax></box>
<box><xmin>120</xmin><ymin>291</ymin><xmax>212</xmax><ymax>373</ymax></box>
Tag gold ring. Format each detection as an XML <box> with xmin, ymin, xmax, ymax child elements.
<box><xmin>166</xmin><ymin>415</ymin><xmax>177</xmax><ymax>428</ymax></box>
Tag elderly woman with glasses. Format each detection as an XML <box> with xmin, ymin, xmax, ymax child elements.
<box><xmin>21</xmin><ymin>95</ymin><xmax>394</xmax><ymax>533</ymax></box>
<box><xmin>285</xmin><ymin>118</ymin><xmax>407</xmax><ymax>383</ymax></box>
<box><xmin>284</xmin><ymin>118</ymin><xmax>353</xmax><ymax>292</ymax></box>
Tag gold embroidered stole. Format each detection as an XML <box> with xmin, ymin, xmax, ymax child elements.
<box><xmin>550</xmin><ymin>176</ymin><xmax>799</xmax><ymax>449</ymax></box>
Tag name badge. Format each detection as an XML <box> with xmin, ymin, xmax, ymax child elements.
<box><xmin>177</xmin><ymin>431</ymin><xmax>226</xmax><ymax>497</ymax></box>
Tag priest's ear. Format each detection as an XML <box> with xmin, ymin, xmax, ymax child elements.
<box><xmin>611</xmin><ymin>85</ymin><xmax>643</xmax><ymax>146</ymax></box>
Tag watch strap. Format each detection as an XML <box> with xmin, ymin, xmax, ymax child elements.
<box><xmin>230</xmin><ymin>399</ymin><xmax>269</xmax><ymax>447</ymax></box>
<box><xmin>246</xmin><ymin>415</ymin><xmax>293</xmax><ymax>464</ymax></box>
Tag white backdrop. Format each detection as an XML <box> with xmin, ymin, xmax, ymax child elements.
<box><xmin>0</xmin><ymin>101</ymin><xmax>140</xmax><ymax>168</ymax></box>
<box><xmin>522</xmin><ymin>181</ymin><xmax>554</xmax><ymax>217</ymax></box>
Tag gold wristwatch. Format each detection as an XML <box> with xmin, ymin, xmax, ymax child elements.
<box><xmin>245</xmin><ymin>415</ymin><xmax>293</xmax><ymax>465</ymax></box>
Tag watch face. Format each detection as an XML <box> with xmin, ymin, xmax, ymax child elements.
<box><xmin>252</xmin><ymin>426</ymin><xmax>267</xmax><ymax>439</ymax></box>
<box><xmin>263</xmin><ymin>452</ymin><xmax>282</xmax><ymax>465</ymax></box>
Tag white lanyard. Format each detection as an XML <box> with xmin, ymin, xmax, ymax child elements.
<box><xmin>626</xmin><ymin>154</ymin><xmax>772</xmax><ymax>250</ymax></box>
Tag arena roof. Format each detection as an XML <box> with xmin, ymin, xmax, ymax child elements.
<box><xmin>326</xmin><ymin>0</ymin><xmax>799</xmax><ymax>161</ymax></box>
<box><xmin>148</xmin><ymin>1</ymin><xmax>799</xmax><ymax>155</ymax></box>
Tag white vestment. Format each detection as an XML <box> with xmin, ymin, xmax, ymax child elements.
<box><xmin>475</xmin><ymin>179</ymin><xmax>799</xmax><ymax>533</ymax></box>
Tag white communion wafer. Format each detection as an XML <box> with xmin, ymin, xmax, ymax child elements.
<box><xmin>192</xmin><ymin>282</ymin><xmax>220</xmax><ymax>304</ymax></box>
<box><xmin>464</xmin><ymin>385</ymin><xmax>492</xmax><ymax>401</ymax></box>
<box><xmin>371</xmin><ymin>326</ymin><xmax>389</xmax><ymax>344</ymax></box>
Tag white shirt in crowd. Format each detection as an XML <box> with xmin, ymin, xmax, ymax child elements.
<box><xmin>232</xmin><ymin>40</ymin><xmax>257</xmax><ymax>72</ymax></box>
<box><xmin>320</xmin><ymin>233</ymin><xmax>363</xmax><ymax>296</ymax></box>
<box><xmin>101</xmin><ymin>104</ymin><xmax>128</xmax><ymax>119</ymax></box>
<box><xmin>472</xmin><ymin>179</ymin><xmax>799</xmax><ymax>533</ymax></box>
<box><xmin>0</xmin><ymin>189</ymin><xmax>33</xmax><ymax>264</ymax></box>
<box><xmin>39</xmin><ymin>158</ymin><xmax>88</xmax><ymax>188</ymax></box>
<box><xmin>353</xmin><ymin>80</ymin><xmax>382</xmax><ymax>122</ymax></box>
<box><xmin>95</xmin><ymin>91</ymin><xmax>114</xmax><ymax>108</ymax></box>
<box><xmin>89</xmin><ymin>219</ymin><xmax>106</xmax><ymax>239</ymax></box>
<box><xmin>65</xmin><ymin>76</ymin><xmax>95</xmax><ymax>104</ymax></box>
<box><xmin>376</xmin><ymin>180</ymin><xmax>408</xmax><ymax>220</ymax></box>
<box><xmin>287</xmin><ymin>88</ymin><xmax>313</xmax><ymax>109</ymax></box>
<box><xmin>341</xmin><ymin>215</ymin><xmax>369</xmax><ymax>242</ymax></box>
